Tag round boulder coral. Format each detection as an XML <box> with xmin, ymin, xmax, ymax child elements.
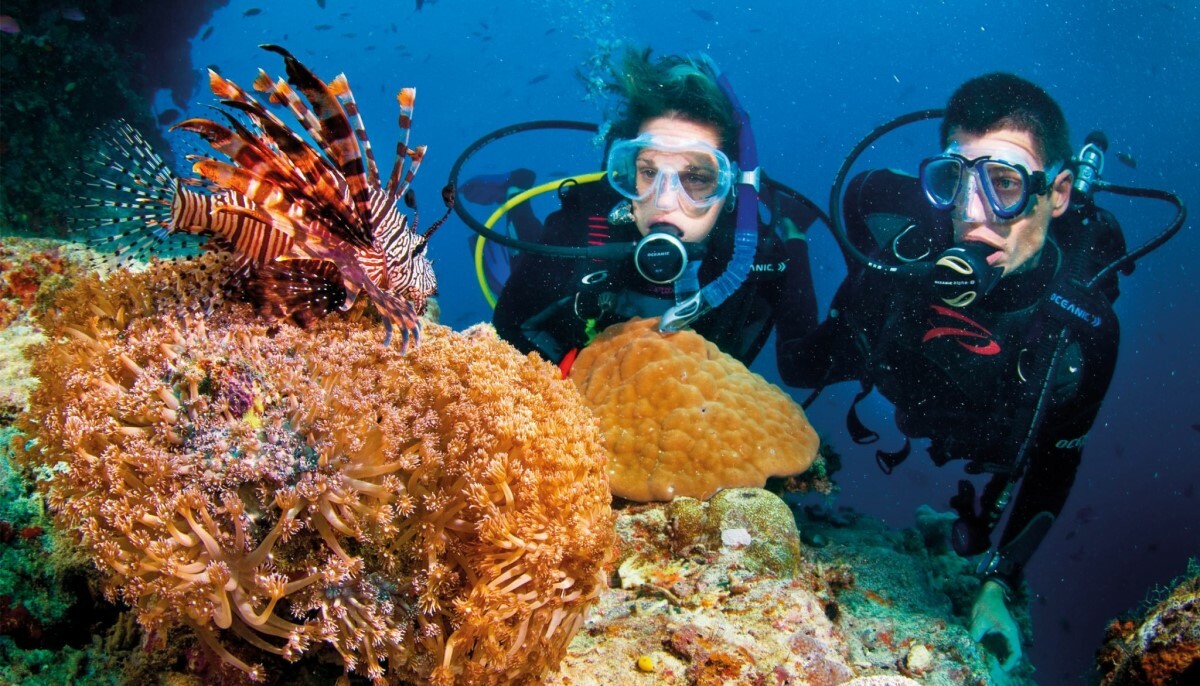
<box><xmin>16</xmin><ymin>254</ymin><xmax>614</xmax><ymax>685</ymax></box>
<box><xmin>568</xmin><ymin>318</ymin><xmax>818</xmax><ymax>501</ymax></box>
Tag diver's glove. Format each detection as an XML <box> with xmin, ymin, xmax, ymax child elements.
<box><xmin>970</xmin><ymin>579</ymin><xmax>1022</xmax><ymax>671</ymax></box>
<box><xmin>659</xmin><ymin>292</ymin><xmax>710</xmax><ymax>332</ymax></box>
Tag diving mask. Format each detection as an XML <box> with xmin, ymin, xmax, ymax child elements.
<box><xmin>920</xmin><ymin>147</ymin><xmax>1060</xmax><ymax>221</ymax></box>
<box><xmin>606</xmin><ymin>133</ymin><xmax>735</xmax><ymax>210</ymax></box>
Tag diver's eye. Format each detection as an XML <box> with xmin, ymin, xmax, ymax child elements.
<box><xmin>637</xmin><ymin>166</ymin><xmax>659</xmax><ymax>181</ymax></box>
<box><xmin>681</xmin><ymin>171</ymin><xmax>716</xmax><ymax>192</ymax></box>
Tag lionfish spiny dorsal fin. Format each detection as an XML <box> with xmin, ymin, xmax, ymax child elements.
<box><xmin>390</xmin><ymin>144</ymin><xmax>427</xmax><ymax>211</ymax></box>
<box><xmin>261</xmin><ymin>44</ymin><xmax>375</xmax><ymax>246</ymax></box>
<box><xmin>221</xmin><ymin>100</ymin><xmax>355</xmax><ymax>231</ymax></box>
<box><xmin>173</xmin><ymin>116</ymin><xmax>298</xmax><ymax>189</ymax></box>
<box><xmin>253</xmin><ymin>71</ymin><xmax>328</xmax><ymax>153</ymax></box>
<box><xmin>384</xmin><ymin>88</ymin><xmax>417</xmax><ymax>204</ymax></box>
<box><xmin>220</xmin><ymin>90</ymin><xmax>368</xmax><ymax>253</ymax></box>
<box><xmin>329</xmin><ymin>73</ymin><xmax>381</xmax><ymax>188</ymax></box>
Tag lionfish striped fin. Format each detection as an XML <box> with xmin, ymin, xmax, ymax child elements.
<box><xmin>384</xmin><ymin>88</ymin><xmax>417</xmax><ymax>203</ymax></box>
<box><xmin>253</xmin><ymin>71</ymin><xmax>328</xmax><ymax>155</ymax></box>
<box><xmin>217</xmin><ymin>98</ymin><xmax>353</xmax><ymax>230</ymax></box>
<box><xmin>261</xmin><ymin>44</ymin><xmax>375</xmax><ymax>245</ymax></box>
<box><xmin>390</xmin><ymin>144</ymin><xmax>427</xmax><ymax>210</ymax></box>
<box><xmin>173</xmin><ymin>117</ymin><xmax>299</xmax><ymax>189</ymax></box>
<box><xmin>329</xmin><ymin>74</ymin><xmax>380</xmax><ymax>188</ymax></box>
<box><xmin>189</xmin><ymin>158</ymin><xmax>303</xmax><ymax>224</ymax></box>
<box><xmin>245</xmin><ymin>259</ymin><xmax>347</xmax><ymax>328</ymax></box>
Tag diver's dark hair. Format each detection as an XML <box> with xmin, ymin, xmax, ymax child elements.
<box><xmin>940</xmin><ymin>73</ymin><xmax>1072</xmax><ymax>169</ymax></box>
<box><xmin>604</xmin><ymin>48</ymin><xmax>738</xmax><ymax>157</ymax></box>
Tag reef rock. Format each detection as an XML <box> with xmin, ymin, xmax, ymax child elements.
<box><xmin>14</xmin><ymin>253</ymin><xmax>615</xmax><ymax>685</ymax></box>
<box><xmin>1095</xmin><ymin>559</ymin><xmax>1200</xmax><ymax>686</ymax></box>
<box><xmin>568</xmin><ymin>317</ymin><xmax>819</xmax><ymax>501</ymax></box>
<box><xmin>549</xmin><ymin>491</ymin><xmax>1027</xmax><ymax>686</ymax></box>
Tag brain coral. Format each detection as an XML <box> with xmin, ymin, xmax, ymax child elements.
<box><xmin>15</xmin><ymin>254</ymin><xmax>614</xmax><ymax>685</ymax></box>
<box><xmin>567</xmin><ymin>318</ymin><xmax>818</xmax><ymax>502</ymax></box>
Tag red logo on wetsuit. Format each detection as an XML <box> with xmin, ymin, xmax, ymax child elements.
<box><xmin>922</xmin><ymin>304</ymin><xmax>1001</xmax><ymax>355</ymax></box>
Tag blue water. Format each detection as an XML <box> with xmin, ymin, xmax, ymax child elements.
<box><xmin>171</xmin><ymin>1</ymin><xmax>1200</xmax><ymax>682</ymax></box>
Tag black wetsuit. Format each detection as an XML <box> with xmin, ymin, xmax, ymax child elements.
<box><xmin>779</xmin><ymin>169</ymin><xmax>1124</xmax><ymax>589</ymax></box>
<box><xmin>493</xmin><ymin>181</ymin><xmax>820</xmax><ymax>367</ymax></box>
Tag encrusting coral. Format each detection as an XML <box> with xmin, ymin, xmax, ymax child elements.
<box><xmin>568</xmin><ymin>317</ymin><xmax>819</xmax><ymax>501</ymax></box>
<box><xmin>13</xmin><ymin>253</ymin><xmax>615</xmax><ymax>685</ymax></box>
<box><xmin>1095</xmin><ymin>558</ymin><xmax>1200</xmax><ymax>686</ymax></box>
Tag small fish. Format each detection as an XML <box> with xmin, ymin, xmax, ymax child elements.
<box><xmin>527</xmin><ymin>73</ymin><xmax>549</xmax><ymax>85</ymax></box>
<box><xmin>201</xmin><ymin>26</ymin><xmax>214</xmax><ymax>40</ymax></box>
<box><xmin>365</xmin><ymin>45</ymin><xmax>376</xmax><ymax>51</ymax></box>
<box><xmin>544</xmin><ymin>27</ymin><xmax>556</xmax><ymax>36</ymax></box>
<box><xmin>243</xmin><ymin>8</ymin><xmax>262</xmax><ymax>17</ymax></box>
<box><xmin>691</xmin><ymin>8</ymin><xmax>716</xmax><ymax>22</ymax></box>
<box><xmin>342</xmin><ymin>32</ymin><xmax>356</xmax><ymax>38</ymax></box>
<box><xmin>156</xmin><ymin>108</ymin><xmax>182</xmax><ymax>126</ymax></box>
<box><xmin>340</xmin><ymin>11</ymin><xmax>351</xmax><ymax>17</ymax></box>
<box><xmin>0</xmin><ymin>15</ymin><xmax>20</xmax><ymax>34</ymax></box>
<box><xmin>1116</xmin><ymin>151</ymin><xmax>1137</xmax><ymax>169</ymax></box>
<box><xmin>317</xmin><ymin>0</ymin><xmax>326</xmax><ymax>7</ymax></box>
<box><xmin>315</xmin><ymin>24</ymin><xmax>332</xmax><ymax>30</ymax></box>
<box><xmin>60</xmin><ymin>6</ymin><xmax>86</xmax><ymax>21</ymax></box>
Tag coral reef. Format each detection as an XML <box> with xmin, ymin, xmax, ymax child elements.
<box><xmin>0</xmin><ymin>237</ymin><xmax>98</xmax><ymax>419</ymax></box>
<box><xmin>14</xmin><ymin>253</ymin><xmax>615</xmax><ymax>684</ymax></box>
<box><xmin>547</xmin><ymin>492</ymin><xmax>1025</xmax><ymax>686</ymax></box>
<box><xmin>1095</xmin><ymin>558</ymin><xmax>1200</xmax><ymax>686</ymax></box>
<box><xmin>568</xmin><ymin>317</ymin><xmax>819</xmax><ymax>502</ymax></box>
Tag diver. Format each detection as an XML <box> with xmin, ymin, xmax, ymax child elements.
<box><xmin>779</xmin><ymin>73</ymin><xmax>1184</xmax><ymax>670</ymax></box>
<box><xmin>459</xmin><ymin>48</ymin><xmax>822</xmax><ymax>372</ymax></box>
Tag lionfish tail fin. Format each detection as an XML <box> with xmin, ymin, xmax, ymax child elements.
<box><xmin>71</xmin><ymin>121</ymin><xmax>205</xmax><ymax>267</ymax></box>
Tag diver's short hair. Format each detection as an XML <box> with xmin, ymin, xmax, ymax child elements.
<box><xmin>940</xmin><ymin>73</ymin><xmax>1072</xmax><ymax>169</ymax></box>
<box><xmin>605</xmin><ymin>48</ymin><xmax>738</xmax><ymax>157</ymax></box>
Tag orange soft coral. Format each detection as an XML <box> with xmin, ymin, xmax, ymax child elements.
<box><xmin>567</xmin><ymin>318</ymin><xmax>818</xmax><ymax>502</ymax></box>
<box><xmin>15</xmin><ymin>253</ymin><xmax>614</xmax><ymax>685</ymax></box>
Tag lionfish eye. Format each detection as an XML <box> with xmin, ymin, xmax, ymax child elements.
<box><xmin>403</xmin><ymin>188</ymin><xmax>417</xmax><ymax>210</ymax></box>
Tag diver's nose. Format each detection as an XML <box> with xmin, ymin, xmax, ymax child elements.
<box><xmin>652</xmin><ymin>172</ymin><xmax>684</xmax><ymax>211</ymax></box>
<box><xmin>953</xmin><ymin>172</ymin><xmax>989</xmax><ymax>223</ymax></box>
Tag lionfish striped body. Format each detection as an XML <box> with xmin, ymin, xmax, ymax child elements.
<box><xmin>77</xmin><ymin>45</ymin><xmax>450</xmax><ymax>349</ymax></box>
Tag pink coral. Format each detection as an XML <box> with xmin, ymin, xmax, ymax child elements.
<box><xmin>16</xmin><ymin>253</ymin><xmax>614</xmax><ymax>684</ymax></box>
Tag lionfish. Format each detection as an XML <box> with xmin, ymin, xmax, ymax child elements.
<box><xmin>77</xmin><ymin>44</ymin><xmax>452</xmax><ymax>350</ymax></box>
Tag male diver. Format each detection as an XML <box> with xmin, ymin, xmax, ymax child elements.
<box><xmin>780</xmin><ymin>73</ymin><xmax>1130</xmax><ymax>669</ymax></box>
<box><xmin>481</xmin><ymin>49</ymin><xmax>821</xmax><ymax>371</ymax></box>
